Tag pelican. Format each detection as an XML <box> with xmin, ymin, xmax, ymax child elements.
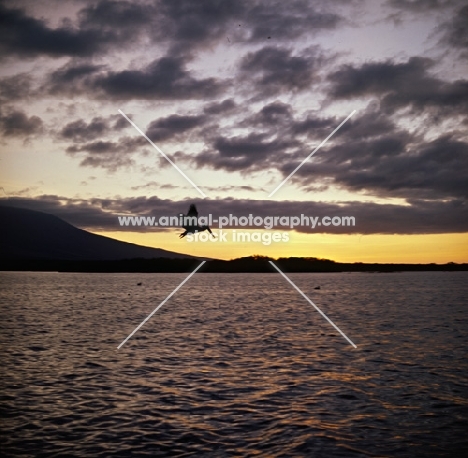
<box><xmin>179</xmin><ymin>204</ymin><xmax>214</xmax><ymax>238</ymax></box>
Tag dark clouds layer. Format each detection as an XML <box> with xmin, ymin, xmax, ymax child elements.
<box><xmin>47</xmin><ymin>62</ymin><xmax>103</xmax><ymax>95</ymax></box>
<box><xmin>1</xmin><ymin>0</ymin><xmax>467</xmax><ymax>238</ymax></box>
<box><xmin>275</xmin><ymin>108</ymin><xmax>467</xmax><ymax>200</ymax></box>
<box><xmin>43</xmin><ymin>44</ymin><xmax>324</xmax><ymax>100</ymax></box>
<box><xmin>240</xmin><ymin>47</ymin><xmax>320</xmax><ymax>97</ymax></box>
<box><xmin>65</xmin><ymin>136</ymin><xmax>146</xmax><ymax>170</ymax></box>
<box><xmin>194</xmin><ymin>133</ymin><xmax>300</xmax><ymax>172</ymax></box>
<box><xmin>156</xmin><ymin>0</ymin><xmax>342</xmax><ymax>53</ymax></box>
<box><xmin>203</xmin><ymin>99</ymin><xmax>236</xmax><ymax>115</ymax></box>
<box><xmin>0</xmin><ymin>0</ymin><xmax>343</xmax><ymax>60</ymax></box>
<box><xmin>94</xmin><ymin>57</ymin><xmax>227</xmax><ymax>100</ymax></box>
<box><xmin>0</xmin><ymin>73</ymin><xmax>32</xmax><ymax>102</ymax></box>
<box><xmin>440</xmin><ymin>5</ymin><xmax>468</xmax><ymax>52</ymax></box>
<box><xmin>0</xmin><ymin>0</ymin><xmax>171</xmax><ymax>59</ymax></box>
<box><xmin>146</xmin><ymin>114</ymin><xmax>207</xmax><ymax>142</ymax></box>
<box><xmin>166</xmin><ymin>101</ymin><xmax>467</xmax><ymax>202</ymax></box>
<box><xmin>327</xmin><ymin>57</ymin><xmax>468</xmax><ymax>114</ymax></box>
<box><xmin>45</xmin><ymin>57</ymin><xmax>228</xmax><ymax>100</ymax></box>
<box><xmin>1</xmin><ymin>196</ymin><xmax>466</xmax><ymax>235</ymax></box>
<box><xmin>0</xmin><ymin>3</ymin><xmax>119</xmax><ymax>58</ymax></box>
<box><xmin>60</xmin><ymin>115</ymin><xmax>125</xmax><ymax>142</ymax></box>
<box><xmin>293</xmin><ymin>133</ymin><xmax>468</xmax><ymax>200</ymax></box>
<box><xmin>0</xmin><ymin>108</ymin><xmax>43</xmax><ymax>137</ymax></box>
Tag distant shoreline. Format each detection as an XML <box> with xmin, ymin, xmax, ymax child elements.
<box><xmin>1</xmin><ymin>257</ymin><xmax>467</xmax><ymax>273</ymax></box>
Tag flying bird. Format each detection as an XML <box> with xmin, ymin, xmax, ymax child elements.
<box><xmin>179</xmin><ymin>204</ymin><xmax>214</xmax><ymax>238</ymax></box>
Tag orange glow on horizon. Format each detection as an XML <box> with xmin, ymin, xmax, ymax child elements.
<box><xmin>94</xmin><ymin>229</ymin><xmax>468</xmax><ymax>264</ymax></box>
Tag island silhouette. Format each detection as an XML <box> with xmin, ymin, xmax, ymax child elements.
<box><xmin>1</xmin><ymin>205</ymin><xmax>466</xmax><ymax>272</ymax></box>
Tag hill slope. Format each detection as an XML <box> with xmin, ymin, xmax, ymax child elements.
<box><xmin>0</xmin><ymin>206</ymin><xmax>193</xmax><ymax>260</ymax></box>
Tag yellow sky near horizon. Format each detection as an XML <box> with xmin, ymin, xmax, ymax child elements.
<box><xmin>95</xmin><ymin>230</ymin><xmax>468</xmax><ymax>264</ymax></box>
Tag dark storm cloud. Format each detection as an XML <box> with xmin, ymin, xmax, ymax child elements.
<box><xmin>156</xmin><ymin>0</ymin><xmax>342</xmax><ymax>54</ymax></box>
<box><xmin>0</xmin><ymin>108</ymin><xmax>43</xmax><ymax>137</ymax></box>
<box><xmin>327</xmin><ymin>57</ymin><xmax>468</xmax><ymax>114</ymax></box>
<box><xmin>65</xmin><ymin>136</ymin><xmax>147</xmax><ymax>170</ymax></box>
<box><xmin>1</xmin><ymin>195</ymin><xmax>466</xmax><ymax>235</ymax></box>
<box><xmin>44</xmin><ymin>56</ymin><xmax>228</xmax><ymax>100</ymax></box>
<box><xmin>0</xmin><ymin>74</ymin><xmax>32</xmax><ymax>101</ymax></box>
<box><xmin>439</xmin><ymin>5</ymin><xmax>468</xmax><ymax>52</ymax></box>
<box><xmin>291</xmin><ymin>114</ymin><xmax>334</xmax><ymax>137</ymax></box>
<box><xmin>188</xmin><ymin>105</ymin><xmax>466</xmax><ymax>202</ymax></box>
<box><xmin>8</xmin><ymin>0</ymin><xmax>343</xmax><ymax>102</ymax></box>
<box><xmin>157</xmin><ymin>0</ymin><xmax>244</xmax><ymax>54</ymax></box>
<box><xmin>94</xmin><ymin>56</ymin><xmax>227</xmax><ymax>100</ymax></box>
<box><xmin>289</xmin><ymin>132</ymin><xmax>468</xmax><ymax>200</ymax></box>
<box><xmin>203</xmin><ymin>99</ymin><xmax>236</xmax><ymax>115</ymax></box>
<box><xmin>184</xmin><ymin>108</ymin><xmax>406</xmax><ymax>176</ymax></box>
<box><xmin>78</xmin><ymin>0</ymin><xmax>152</xmax><ymax>29</ymax></box>
<box><xmin>215</xmin><ymin>133</ymin><xmax>283</xmax><ymax>158</ymax></box>
<box><xmin>1</xmin><ymin>0</ymin><xmax>345</xmax><ymax>61</ymax></box>
<box><xmin>193</xmin><ymin>105</ymin><xmax>467</xmax><ymax>202</ymax></box>
<box><xmin>334</xmin><ymin>111</ymin><xmax>399</xmax><ymax>140</ymax></box>
<box><xmin>47</xmin><ymin>62</ymin><xmax>103</xmax><ymax>95</ymax></box>
<box><xmin>240</xmin><ymin>47</ymin><xmax>318</xmax><ymax>96</ymax></box>
<box><xmin>248</xmin><ymin>101</ymin><xmax>293</xmax><ymax>126</ymax></box>
<box><xmin>0</xmin><ymin>1</ymin><xmax>155</xmax><ymax>59</ymax></box>
<box><xmin>194</xmin><ymin>87</ymin><xmax>466</xmax><ymax>202</ymax></box>
<box><xmin>0</xmin><ymin>3</ymin><xmax>107</xmax><ymax>58</ymax></box>
<box><xmin>192</xmin><ymin>132</ymin><xmax>299</xmax><ymax>172</ymax></box>
<box><xmin>60</xmin><ymin>115</ymin><xmax>126</xmax><ymax>142</ymax></box>
<box><xmin>146</xmin><ymin>114</ymin><xmax>207</xmax><ymax>142</ymax></box>
<box><xmin>236</xmin><ymin>102</ymin><xmax>334</xmax><ymax>142</ymax></box>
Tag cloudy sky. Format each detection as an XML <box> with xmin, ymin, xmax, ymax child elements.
<box><xmin>1</xmin><ymin>0</ymin><xmax>467</xmax><ymax>261</ymax></box>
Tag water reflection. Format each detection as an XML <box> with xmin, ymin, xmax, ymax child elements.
<box><xmin>1</xmin><ymin>271</ymin><xmax>467</xmax><ymax>456</ymax></box>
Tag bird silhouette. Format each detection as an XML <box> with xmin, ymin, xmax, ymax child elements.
<box><xmin>179</xmin><ymin>204</ymin><xmax>214</xmax><ymax>238</ymax></box>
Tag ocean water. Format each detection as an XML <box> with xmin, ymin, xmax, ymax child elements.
<box><xmin>0</xmin><ymin>271</ymin><xmax>467</xmax><ymax>457</ymax></box>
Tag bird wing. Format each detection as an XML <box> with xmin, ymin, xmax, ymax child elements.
<box><xmin>187</xmin><ymin>204</ymin><xmax>198</xmax><ymax>218</ymax></box>
<box><xmin>182</xmin><ymin>204</ymin><xmax>198</xmax><ymax>231</ymax></box>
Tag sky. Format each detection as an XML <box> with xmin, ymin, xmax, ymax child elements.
<box><xmin>0</xmin><ymin>0</ymin><xmax>467</xmax><ymax>262</ymax></box>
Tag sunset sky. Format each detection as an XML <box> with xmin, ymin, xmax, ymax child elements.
<box><xmin>1</xmin><ymin>0</ymin><xmax>467</xmax><ymax>262</ymax></box>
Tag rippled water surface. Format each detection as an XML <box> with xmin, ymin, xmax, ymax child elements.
<box><xmin>1</xmin><ymin>271</ymin><xmax>467</xmax><ymax>457</ymax></box>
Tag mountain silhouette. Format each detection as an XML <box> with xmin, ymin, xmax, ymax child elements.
<box><xmin>0</xmin><ymin>206</ymin><xmax>194</xmax><ymax>261</ymax></box>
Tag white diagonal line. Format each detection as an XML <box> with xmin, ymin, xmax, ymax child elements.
<box><xmin>268</xmin><ymin>110</ymin><xmax>356</xmax><ymax>197</ymax></box>
<box><xmin>117</xmin><ymin>261</ymin><xmax>206</xmax><ymax>349</ymax></box>
<box><xmin>269</xmin><ymin>261</ymin><xmax>357</xmax><ymax>348</ymax></box>
<box><xmin>118</xmin><ymin>109</ymin><xmax>206</xmax><ymax>198</ymax></box>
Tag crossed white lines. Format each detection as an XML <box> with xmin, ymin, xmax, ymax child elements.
<box><xmin>118</xmin><ymin>109</ymin><xmax>206</xmax><ymax>198</ymax></box>
<box><xmin>117</xmin><ymin>109</ymin><xmax>357</xmax><ymax>349</ymax></box>
<box><xmin>118</xmin><ymin>260</ymin><xmax>356</xmax><ymax>349</ymax></box>
<box><xmin>117</xmin><ymin>261</ymin><xmax>206</xmax><ymax>349</ymax></box>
